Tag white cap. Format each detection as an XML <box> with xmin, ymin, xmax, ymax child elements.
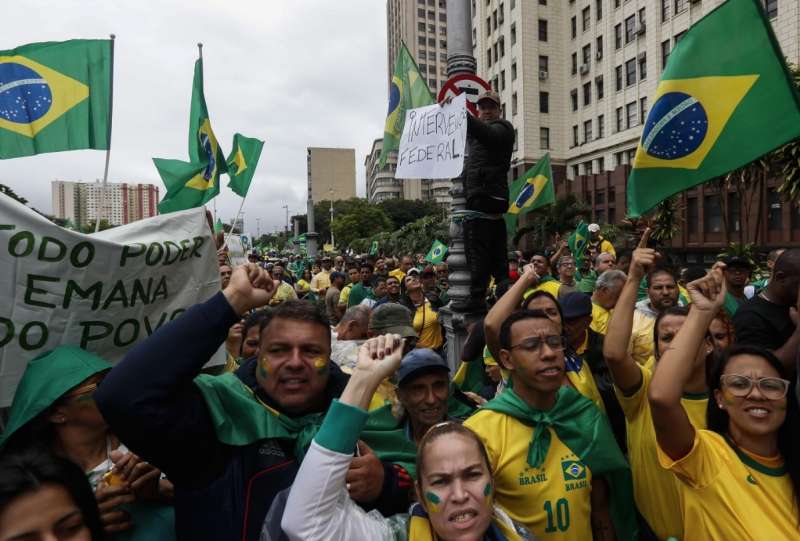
<box><xmin>588</xmin><ymin>223</ymin><xmax>600</xmax><ymax>233</ymax></box>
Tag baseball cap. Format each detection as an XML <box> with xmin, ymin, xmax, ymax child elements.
<box><xmin>560</xmin><ymin>292</ymin><xmax>593</xmax><ymax>320</ymax></box>
<box><xmin>477</xmin><ymin>90</ymin><xmax>501</xmax><ymax>106</ymax></box>
<box><xmin>722</xmin><ymin>255</ymin><xmax>753</xmax><ymax>269</ymax></box>
<box><xmin>407</xmin><ymin>267</ymin><xmax>421</xmax><ymax>277</ymax></box>
<box><xmin>397</xmin><ymin>348</ymin><xmax>449</xmax><ymax>386</ymax></box>
<box><xmin>421</xmin><ymin>266</ymin><xmax>436</xmax><ymax>277</ymax></box>
<box><xmin>369</xmin><ymin>304</ymin><xmax>417</xmax><ymax>338</ymax></box>
<box><xmin>588</xmin><ymin>223</ymin><xmax>601</xmax><ymax>233</ymax></box>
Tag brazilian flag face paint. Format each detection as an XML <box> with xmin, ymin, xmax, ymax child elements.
<box><xmin>424</xmin><ymin>491</ymin><xmax>442</xmax><ymax>514</ymax></box>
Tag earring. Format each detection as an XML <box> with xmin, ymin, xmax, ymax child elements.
<box><xmin>717</xmin><ymin>403</ymin><xmax>724</xmax><ymax>409</ymax></box>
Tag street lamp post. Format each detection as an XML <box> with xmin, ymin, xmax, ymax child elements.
<box><xmin>329</xmin><ymin>188</ymin><xmax>335</xmax><ymax>250</ymax></box>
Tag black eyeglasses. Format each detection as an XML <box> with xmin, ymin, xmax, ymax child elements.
<box><xmin>508</xmin><ymin>335</ymin><xmax>565</xmax><ymax>354</ymax></box>
<box><xmin>720</xmin><ymin>374</ymin><xmax>790</xmax><ymax>400</ymax></box>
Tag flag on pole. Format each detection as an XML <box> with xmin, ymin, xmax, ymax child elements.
<box><xmin>378</xmin><ymin>42</ymin><xmax>435</xmax><ymax>168</ymax></box>
<box><xmin>156</xmin><ymin>56</ymin><xmax>227</xmax><ymax>214</ymax></box>
<box><xmin>369</xmin><ymin>240</ymin><xmax>379</xmax><ymax>256</ymax></box>
<box><xmin>226</xmin><ymin>133</ymin><xmax>264</xmax><ymax>197</ymax></box>
<box><xmin>424</xmin><ymin>239</ymin><xmax>448</xmax><ymax>264</ymax></box>
<box><xmin>627</xmin><ymin>0</ymin><xmax>800</xmax><ymax>216</ymax></box>
<box><xmin>0</xmin><ymin>39</ymin><xmax>111</xmax><ymax>159</ymax></box>
<box><xmin>214</xmin><ymin>217</ymin><xmax>224</xmax><ymax>233</ymax></box>
<box><xmin>504</xmin><ymin>153</ymin><xmax>555</xmax><ymax>236</ymax></box>
<box><xmin>568</xmin><ymin>222</ymin><xmax>590</xmax><ymax>266</ymax></box>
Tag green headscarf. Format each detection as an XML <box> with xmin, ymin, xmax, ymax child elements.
<box><xmin>0</xmin><ymin>346</ymin><xmax>112</xmax><ymax>449</ymax></box>
<box><xmin>482</xmin><ymin>386</ymin><xmax>638</xmax><ymax>541</ymax></box>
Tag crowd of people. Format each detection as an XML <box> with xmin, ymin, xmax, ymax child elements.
<box><xmin>1</xmin><ymin>214</ymin><xmax>798</xmax><ymax>541</ymax></box>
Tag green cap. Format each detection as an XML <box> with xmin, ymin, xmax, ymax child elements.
<box><xmin>0</xmin><ymin>346</ymin><xmax>112</xmax><ymax>449</ymax></box>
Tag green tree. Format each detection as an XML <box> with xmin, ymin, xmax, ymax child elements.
<box><xmin>332</xmin><ymin>204</ymin><xmax>392</xmax><ymax>247</ymax></box>
<box><xmin>84</xmin><ymin>219</ymin><xmax>114</xmax><ymax>232</ymax></box>
<box><xmin>377</xmin><ymin>199</ymin><xmax>440</xmax><ymax>229</ymax></box>
<box><xmin>0</xmin><ymin>183</ymin><xmax>28</xmax><ymax>205</ymax></box>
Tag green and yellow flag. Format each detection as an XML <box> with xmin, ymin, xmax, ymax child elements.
<box><xmin>568</xmin><ymin>221</ymin><xmax>590</xmax><ymax>265</ymax></box>
<box><xmin>504</xmin><ymin>153</ymin><xmax>555</xmax><ymax>236</ymax></box>
<box><xmin>424</xmin><ymin>239</ymin><xmax>448</xmax><ymax>264</ymax></box>
<box><xmin>156</xmin><ymin>57</ymin><xmax>227</xmax><ymax>214</ymax></box>
<box><xmin>226</xmin><ymin>133</ymin><xmax>263</xmax><ymax>198</ymax></box>
<box><xmin>627</xmin><ymin>0</ymin><xmax>800</xmax><ymax>216</ymax></box>
<box><xmin>369</xmin><ymin>240</ymin><xmax>379</xmax><ymax>256</ymax></box>
<box><xmin>0</xmin><ymin>39</ymin><xmax>111</xmax><ymax>159</ymax></box>
<box><xmin>378</xmin><ymin>42</ymin><xmax>434</xmax><ymax>168</ymax></box>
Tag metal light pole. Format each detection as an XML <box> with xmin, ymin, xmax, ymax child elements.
<box><xmin>438</xmin><ymin>0</ymin><xmax>482</xmax><ymax>372</ymax></box>
<box><xmin>329</xmin><ymin>188</ymin><xmax>335</xmax><ymax>250</ymax></box>
<box><xmin>256</xmin><ymin>218</ymin><xmax>261</xmax><ymax>240</ymax></box>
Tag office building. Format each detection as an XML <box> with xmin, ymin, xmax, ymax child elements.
<box><xmin>365</xmin><ymin>138</ymin><xmax>452</xmax><ymax>205</ymax></box>
<box><xmin>388</xmin><ymin>0</ymin><xmax>450</xmax><ymax>95</ymax></box>
<box><xmin>307</xmin><ymin>147</ymin><xmax>357</xmax><ymax>202</ymax></box>
<box><xmin>52</xmin><ymin>180</ymin><xmax>159</xmax><ymax>227</ymax></box>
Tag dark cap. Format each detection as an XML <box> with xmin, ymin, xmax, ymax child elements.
<box><xmin>477</xmin><ymin>90</ymin><xmax>501</xmax><ymax>107</ymax></box>
<box><xmin>397</xmin><ymin>348</ymin><xmax>449</xmax><ymax>386</ymax></box>
<box><xmin>421</xmin><ymin>266</ymin><xmax>436</xmax><ymax>277</ymax></box>
<box><xmin>369</xmin><ymin>304</ymin><xmax>417</xmax><ymax>338</ymax></box>
<box><xmin>560</xmin><ymin>292</ymin><xmax>593</xmax><ymax>320</ymax></box>
<box><xmin>722</xmin><ymin>255</ymin><xmax>753</xmax><ymax>269</ymax></box>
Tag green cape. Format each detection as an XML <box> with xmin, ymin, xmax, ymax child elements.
<box><xmin>482</xmin><ymin>386</ymin><xmax>637</xmax><ymax>541</ymax></box>
<box><xmin>0</xmin><ymin>346</ymin><xmax>112</xmax><ymax>449</ymax></box>
<box><xmin>194</xmin><ymin>372</ymin><xmax>419</xmax><ymax>476</ymax></box>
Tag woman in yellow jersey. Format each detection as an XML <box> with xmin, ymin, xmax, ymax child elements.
<box><xmin>280</xmin><ymin>334</ymin><xmax>530</xmax><ymax>541</ymax></box>
<box><xmin>603</xmin><ymin>230</ymin><xmax>718</xmax><ymax>541</ymax></box>
<box><xmin>403</xmin><ymin>277</ymin><xmax>444</xmax><ymax>351</ymax></box>
<box><xmin>649</xmin><ymin>268</ymin><xmax>800</xmax><ymax>541</ymax></box>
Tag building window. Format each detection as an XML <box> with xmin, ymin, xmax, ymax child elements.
<box><xmin>616</xmin><ymin>107</ymin><xmax>623</xmax><ymax>131</ymax></box>
<box><xmin>500</xmin><ymin>69</ymin><xmax>506</xmax><ymax>90</ymax></box>
<box><xmin>540</xmin><ymin>127</ymin><xmax>550</xmax><ymax>149</ymax></box>
<box><xmin>596</xmin><ymin>190</ymin><xmax>605</xmax><ymax>204</ymax></box>
<box><xmin>584</xmin><ymin>119</ymin><xmax>593</xmax><ymax>142</ymax></box>
<box><xmin>687</xmin><ymin>197</ymin><xmax>698</xmax><ymax>233</ymax></box>
<box><xmin>625</xmin><ymin>58</ymin><xmax>637</xmax><ymax>86</ymax></box>
<box><xmin>418</xmin><ymin>22</ymin><xmax>426</xmax><ymax>31</ymax></box>
<box><xmin>598</xmin><ymin>114</ymin><xmax>605</xmax><ymax>138</ymax></box>
<box><xmin>639</xmin><ymin>7</ymin><xmax>646</xmax><ymax>28</ymax></box>
<box><xmin>540</xmin><ymin>91</ymin><xmax>550</xmax><ymax>113</ymax></box>
<box><xmin>512</xmin><ymin>92</ymin><xmax>518</xmax><ymax>115</ymax></box>
<box><xmin>596</xmin><ymin>0</ymin><xmax>603</xmax><ymax>20</ymax></box>
<box><xmin>499</xmin><ymin>2</ymin><xmax>504</xmax><ymax>24</ymax></box>
<box><xmin>625</xmin><ymin>15</ymin><xmax>637</xmax><ymax>43</ymax></box>
<box><xmin>582</xmin><ymin>7</ymin><xmax>590</xmax><ymax>31</ymax></box>
<box><xmin>486</xmin><ymin>49</ymin><xmax>492</xmax><ymax>66</ymax></box>
<box><xmin>583</xmin><ymin>82</ymin><xmax>591</xmax><ymax>106</ymax></box>
<box><xmin>572</xmin><ymin>165</ymin><xmax>580</xmax><ymax>178</ymax></box>
<box><xmin>573</xmin><ymin>125</ymin><xmax>579</xmax><ymax>146</ymax></box>
<box><xmin>499</xmin><ymin>36</ymin><xmax>505</xmax><ymax>57</ymax></box>
<box><xmin>572</xmin><ymin>52</ymin><xmax>578</xmax><ymax>75</ymax></box>
<box><xmin>440</xmin><ymin>39</ymin><xmax>447</xmax><ymax>48</ymax></box>
<box><xmin>765</xmin><ymin>0</ymin><xmax>778</xmax><ymax>19</ymax></box>
<box><xmin>418</xmin><ymin>8</ymin><xmax>425</xmax><ymax>17</ymax></box>
<box><xmin>675</xmin><ymin>0</ymin><xmax>688</xmax><ymax>15</ymax></box>
<box><xmin>493</xmin><ymin>43</ymin><xmax>498</xmax><ymax>62</ymax></box>
<box><xmin>728</xmin><ymin>192</ymin><xmax>741</xmax><ymax>233</ymax></box>
<box><xmin>661</xmin><ymin>40</ymin><xmax>671</xmax><ymax>71</ymax></box>
<box><xmin>615</xmin><ymin>65</ymin><xmax>623</xmax><ymax>91</ymax></box>
<box><xmin>571</xmin><ymin>16</ymin><xmax>577</xmax><ymax>39</ymax></box>
<box><xmin>596</xmin><ymin>75</ymin><xmax>604</xmax><ymax>99</ymax></box>
<box><xmin>661</xmin><ymin>0</ymin><xmax>671</xmax><ymax>22</ymax></box>
<box><xmin>768</xmin><ymin>189</ymin><xmax>783</xmax><ymax>230</ymax></box>
<box><xmin>582</xmin><ymin>44</ymin><xmax>591</xmax><ymax>66</ymax></box>
<box><xmin>418</xmin><ymin>36</ymin><xmax>426</xmax><ymax>45</ymax></box>
<box><xmin>492</xmin><ymin>10</ymin><xmax>497</xmax><ymax>30</ymax></box>
<box><xmin>538</xmin><ymin>19</ymin><xmax>548</xmax><ymax>41</ymax></box>
<box><xmin>639</xmin><ymin>53</ymin><xmax>647</xmax><ymax>80</ymax></box>
<box><xmin>614</xmin><ymin>24</ymin><xmax>622</xmax><ymax>49</ymax></box>
<box><xmin>513</xmin><ymin>128</ymin><xmax>518</xmax><ymax>151</ymax></box>
<box><xmin>539</xmin><ymin>55</ymin><xmax>549</xmax><ymax>72</ymax></box>
<box><xmin>539</xmin><ymin>0</ymin><xmax>546</xmax><ymax>4</ymax></box>
<box><xmin>571</xmin><ymin>89</ymin><xmax>579</xmax><ymax>111</ymax></box>
<box><xmin>512</xmin><ymin>62</ymin><xmax>518</xmax><ymax>80</ymax></box>
<box><xmin>596</xmin><ymin>36</ymin><xmax>603</xmax><ymax>60</ymax></box>
<box><xmin>626</xmin><ymin>102</ymin><xmax>638</xmax><ymax>128</ymax></box>
<box><xmin>511</xmin><ymin>23</ymin><xmax>517</xmax><ymax>45</ymax></box>
<box><xmin>704</xmin><ymin>194</ymin><xmax>723</xmax><ymax>233</ymax></box>
<box><xmin>640</xmin><ymin>97</ymin><xmax>648</xmax><ymax>124</ymax></box>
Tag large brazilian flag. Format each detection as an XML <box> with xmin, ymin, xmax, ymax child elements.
<box><xmin>504</xmin><ymin>152</ymin><xmax>555</xmax><ymax>236</ymax></box>
<box><xmin>0</xmin><ymin>39</ymin><xmax>111</xmax><ymax>159</ymax></box>
<box><xmin>627</xmin><ymin>0</ymin><xmax>800</xmax><ymax>216</ymax></box>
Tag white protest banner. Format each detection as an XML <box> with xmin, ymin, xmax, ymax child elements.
<box><xmin>0</xmin><ymin>194</ymin><xmax>221</xmax><ymax>407</ymax></box>
<box><xmin>395</xmin><ymin>92</ymin><xmax>467</xmax><ymax>180</ymax></box>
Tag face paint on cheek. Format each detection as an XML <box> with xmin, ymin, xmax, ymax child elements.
<box><xmin>313</xmin><ymin>357</ymin><xmax>329</xmax><ymax>375</ymax></box>
<box><xmin>722</xmin><ymin>389</ymin><xmax>737</xmax><ymax>405</ymax></box>
<box><xmin>424</xmin><ymin>491</ymin><xmax>442</xmax><ymax>513</ymax></box>
<box><xmin>258</xmin><ymin>357</ymin><xmax>273</xmax><ymax>380</ymax></box>
<box><xmin>483</xmin><ymin>482</ymin><xmax>493</xmax><ymax>504</ymax></box>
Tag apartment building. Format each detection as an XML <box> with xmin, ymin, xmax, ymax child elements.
<box><xmin>52</xmin><ymin>180</ymin><xmax>159</xmax><ymax>227</ymax></box>
<box><xmin>388</xmin><ymin>0</ymin><xmax>450</xmax><ymax>95</ymax></box>
<box><xmin>307</xmin><ymin>147</ymin><xmax>357</xmax><ymax>202</ymax></box>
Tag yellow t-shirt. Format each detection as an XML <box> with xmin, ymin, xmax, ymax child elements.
<box><xmin>310</xmin><ymin>270</ymin><xmax>331</xmax><ymax>293</ymax></box>
<box><xmin>523</xmin><ymin>280</ymin><xmax>561</xmax><ymax>301</ymax></box>
<box><xmin>338</xmin><ymin>283</ymin><xmax>353</xmax><ymax>306</ymax></box>
<box><xmin>614</xmin><ymin>364</ymin><xmax>708</xmax><ymax>541</ymax></box>
<box><xmin>590</xmin><ymin>303</ymin><xmax>611</xmax><ymax>335</ymax></box>
<box><xmin>413</xmin><ymin>300</ymin><xmax>443</xmax><ymax>350</ymax></box>
<box><xmin>565</xmin><ymin>339</ymin><xmax>605</xmax><ymax>413</ymax></box>
<box><xmin>630</xmin><ymin>309</ymin><xmax>655</xmax><ymax>366</ymax></box>
<box><xmin>658</xmin><ymin>430</ymin><xmax>799</xmax><ymax>541</ymax></box>
<box><xmin>269</xmin><ymin>282</ymin><xmax>298</xmax><ymax>305</ymax></box>
<box><xmin>465</xmin><ymin>409</ymin><xmax>593</xmax><ymax>540</ymax></box>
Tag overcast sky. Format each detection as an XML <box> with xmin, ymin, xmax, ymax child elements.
<box><xmin>1</xmin><ymin>0</ymin><xmax>388</xmax><ymax>235</ymax></box>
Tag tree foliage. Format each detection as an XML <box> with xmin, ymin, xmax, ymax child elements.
<box><xmin>511</xmin><ymin>193</ymin><xmax>590</xmax><ymax>249</ymax></box>
<box><xmin>377</xmin><ymin>199</ymin><xmax>441</xmax><ymax>230</ymax></box>
<box><xmin>331</xmin><ymin>204</ymin><xmax>392</xmax><ymax>247</ymax></box>
<box><xmin>348</xmin><ymin>214</ymin><xmax>448</xmax><ymax>256</ymax></box>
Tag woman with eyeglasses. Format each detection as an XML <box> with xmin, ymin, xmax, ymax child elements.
<box><xmin>279</xmin><ymin>334</ymin><xmax>531</xmax><ymax>540</ymax></box>
<box><xmin>0</xmin><ymin>346</ymin><xmax>176</xmax><ymax>540</ymax></box>
<box><xmin>648</xmin><ymin>267</ymin><xmax>800</xmax><ymax>540</ymax></box>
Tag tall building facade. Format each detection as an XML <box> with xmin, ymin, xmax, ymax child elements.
<box><xmin>366</xmin><ymin>138</ymin><xmax>452</xmax><ymax>205</ymax></box>
<box><xmin>307</xmin><ymin>147</ymin><xmax>357</xmax><ymax>202</ymax></box>
<box><xmin>471</xmin><ymin>0</ymin><xmax>799</xmax><ymax>254</ymax></box>
<box><xmin>52</xmin><ymin>181</ymin><xmax>159</xmax><ymax>227</ymax></box>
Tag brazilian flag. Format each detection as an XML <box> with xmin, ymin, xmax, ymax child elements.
<box><xmin>378</xmin><ymin>42</ymin><xmax>434</xmax><ymax>168</ymax></box>
<box><xmin>568</xmin><ymin>221</ymin><xmax>589</xmax><ymax>265</ymax></box>
<box><xmin>504</xmin><ymin>152</ymin><xmax>555</xmax><ymax>235</ymax></box>
<box><xmin>0</xmin><ymin>39</ymin><xmax>111</xmax><ymax>159</ymax></box>
<box><xmin>424</xmin><ymin>239</ymin><xmax>448</xmax><ymax>264</ymax></box>
<box><xmin>156</xmin><ymin>56</ymin><xmax>227</xmax><ymax>214</ymax></box>
<box><xmin>226</xmin><ymin>133</ymin><xmax>264</xmax><ymax>197</ymax></box>
<box><xmin>369</xmin><ymin>240</ymin><xmax>379</xmax><ymax>256</ymax></box>
<box><xmin>627</xmin><ymin>0</ymin><xmax>800</xmax><ymax>216</ymax></box>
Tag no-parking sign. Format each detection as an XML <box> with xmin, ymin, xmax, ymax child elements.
<box><xmin>438</xmin><ymin>73</ymin><xmax>491</xmax><ymax>116</ymax></box>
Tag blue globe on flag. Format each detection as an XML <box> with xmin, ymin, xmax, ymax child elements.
<box><xmin>0</xmin><ymin>62</ymin><xmax>53</xmax><ymax>123</ymax></box>
<box><xmin>641</xmin><ymin>92</ymin><xmax>708</xmax><ymax>160</ymax></box>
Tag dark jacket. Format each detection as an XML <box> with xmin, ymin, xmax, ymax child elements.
<box><xmin>95</xmin><ymin>292</ymin><xmax>410</xmax><ymax>541</ymax></box>
<box><xmin>464</xmin><ymin>113</ymin><xmax>515</xmax><ymax>213</ymax></box>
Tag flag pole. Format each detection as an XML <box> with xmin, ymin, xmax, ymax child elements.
<box><xmin>95</xmin><ymin>34</ymin><xmax>116</xmax><ymax>233</ymax></box>
<box><xmin>223</xmin><ymin>196</ymin><xmax>248</xmax><ymax>250</ymax></box>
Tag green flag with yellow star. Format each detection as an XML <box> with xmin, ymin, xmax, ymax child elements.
<box><xmin>156</xmin><ymin>55</ymin><xmax>226</xmax><ymax>213</ymax></box>
<box><xmin>226</xmin><ymin>133</ymin><xmax>264</xmax><ymax>197</ymax></box>
<box><xmin>504</xmin><ymin>153</ymin><xmax>555</xmax><ymax>236</ymax></box>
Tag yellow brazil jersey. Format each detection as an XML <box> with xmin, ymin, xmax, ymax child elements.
<box><xmin>465</xmin><ymin>409</ymin><xmax>593</xmax><ymax>540</ymax></box>
<box><xmin>658</xmin><ymin>430</ymin><xmax>800</xmax><ymax>541</ymax></box>
<box><xmin>565</xmin><ymin>342</ymin><xmax>605</xmax><ymax>413</ymax></box>
<box><xmin>413</xmin><ymin>300</ymin><xmax>443</xmax><ymax>350</ymax></box>
<box><xmin>590</xmin><ymin>303</ymin><xmax>611</xmax><ymax>335</ymax></box>
<box><xmin>523</xmin><ymin>280</ymin><xmax>561</xmax><ymax>301</ymax></box>
<box><xmin>630</xmin><ymin>309</ymin><xmax>655</xmax><ymax>366</ymax></box>
<box><xmin>614</xmin><ymin>363</ymin><xmax>707</xmax><ymax>541</ymax></box>
<box><xmin>338</xmin><ymin>283</ymin><xmax>353</xmax><ymax>306</ymax></box>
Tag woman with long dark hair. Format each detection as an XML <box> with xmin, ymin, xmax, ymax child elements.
<box><xmin>649</xmin><ymin>267</ymin><xmax>800</xmax><ymax>539</ymax></box>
